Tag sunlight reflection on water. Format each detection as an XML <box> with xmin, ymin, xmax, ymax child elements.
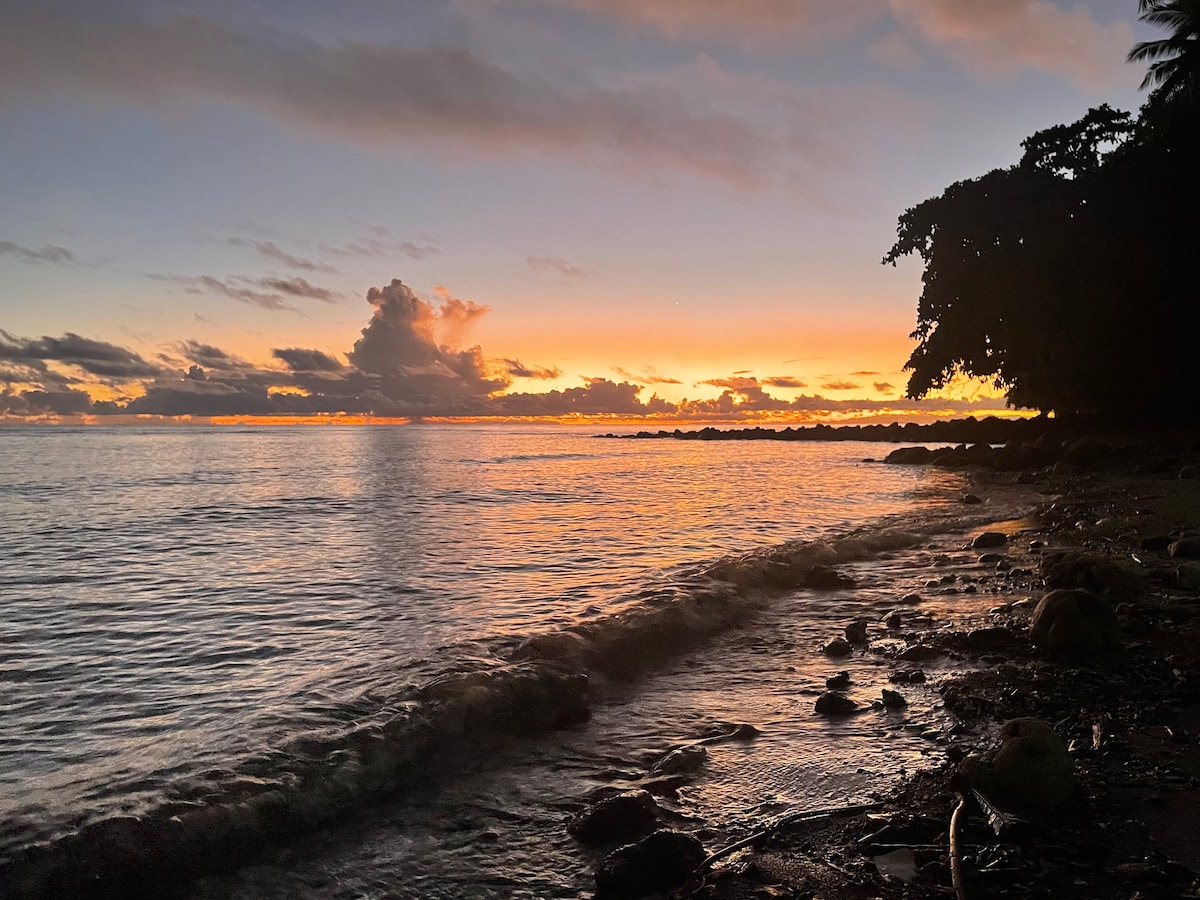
<box><xmin>0</xmin><ymin>425</ymin><xmax>965</xmax><ymax>851</ymax></box>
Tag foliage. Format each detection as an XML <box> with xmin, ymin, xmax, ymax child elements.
<box><xmin>1129</xmin><ymin>0</ymin><xmax>1200</xmax><ymax>125</ymax></box>
<box><xmin>884</xmin><ymin>102</ymin><xmax>1199</xmax><ymax>419</ymax></box>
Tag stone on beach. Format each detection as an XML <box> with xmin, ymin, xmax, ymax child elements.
<box><xmin>959</xmin><ymin>717</ymin><xmax>1074</xmax><ymax>814</ymax></box>
<box><xmin>568</xmin><ymin>790</ymin><xmax>661</xmax><ymax>845</ymax></box>
<box><xmin>649</xmin><ymin>744</ymin><xmax>707</xmax><ymax>777</ymax></box>
<box><xmin>826</xmin><ymin>670</ymin><xmax>851</xmax><ymax>690</ymax></box>
<box><xmin>1030</xmin><ymin>589</ymin><xmax>1121</xmax><ymax>658</ymax></box>
<box><xmin>823</xmin><ymin>637</ymin><xmax>852</xmax><ymax>657</ymax></box>
<box><xmin>972</xmin><ymin>531</ymin><xmax>1008</xmax><ymax>549</ymax></box>
<box><xmin>815</xmin><ymin>691</ymin><xmax>859</xmax><ymax>715</ymax></box>
<box><xmin>845</xmin><ymin>619</ymin><xmax>870</xmax><ymax>644</ymax></box>
<box><xmin>594</xmin><ymin>829</ymin><xmax>705</xmax><ymax>899</ymax></box>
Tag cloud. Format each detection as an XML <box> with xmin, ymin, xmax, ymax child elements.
<box><xmin>866</xmin><ymin>30</ymin><xmax>925</xmax><ymax>69</ymax></box>
<box><xmin>0</xmin><ymin>6</ymin><xmax>893</xmax><ymax>189</ymax></box>
<box><xmin>542</xmin><ymin>0</ymin><xmax>1132</xmax><ymax>86</ymax></box>
<box><xmin>321</xmin><ymin>235</ymin><xmax>440</xmax><ymax>262</ymax></box>
<box><xmin>496</xmin><ymin>378</ymin><xmax>672</xmax><ymax>416</ymax></box>
<box><xmin>347</xmin><ymin>278</ymin><xmax>508</xmax><ymax>410</ymax></box>
<box><xmin>886</xmin><ymin>0</ymin><xmax>1134</xmax><ymax>87</ymax></box>
<box><xmin>873</xmin><ymin>381</ymin><xmax>895</xmax><ymax>393</ymax></box>
<box><xmin>0</xmin><ymin>329</ymin><xmax>162</xmax><ymax>380</ymax></box>
<box><xmin>174</xmin><ymin>340</ymin><xmax>245</xmax><ymax>371</ymax></box>
<box><xmin>149</xmin><ymin>274</ymin><xmax>341</xmax><ymax>311</ymax></box>
<box><xmin>502</xmin><ymin>359</ymin><xmax>562</xmax><ymax>379</ymax></box>
<box><xmin>0</xmin><ymin>241</ymin><xmax>77</xmax><ymax>266</ymax></box>
<box><xmin>0</xmin><ymin>278</ymin><xmax>1013</xmax><ymax>421</ymax></box>
<box><xmin>272</xmin><ymin>348</ymin><xmax>345</xmax><ymax>372</ymax></box>
<box><xmin>762</xmin><ymin>376</ymin><xmax>807</xmax><ymax>388</ymax></box>
<box><xmin>527</xmin><ymin>256</ymin><xmax>587</xmax><ymax>279</ymax></box>
<box><xmin>225</xmin><ymin>238</ymin><xmax>338</xmax><ymax>274</ymax></box>
<box><xmin>821</xmin><ymin>380</ymin><xmax>861</xmax><ymax>391</ymax></box>
<box><xmin>613</xmin><ymin>367</ymin><xmax>682</xmax><ymax>385</ymax></box>
<box><xmin>543</xmin><ymin>0</ymin><xmax>881</xmax><ymax>40</ymax></box>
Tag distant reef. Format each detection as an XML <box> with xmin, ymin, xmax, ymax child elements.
<box><xmin>599</xmin><ymin>416</ymin><xmax>1195</xmax><ymax>447</ymax></box>
<box><xmin>600</xmin><ymin>416</ymin><xmax>1052</xmax><ymax>445</ymax></box>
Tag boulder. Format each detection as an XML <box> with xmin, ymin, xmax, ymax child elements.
<box><xmin>568</xmin><ymin>791</ymin><xmax>660</xmax><ymax>845</ymax></box>
<box><xmin>962</xmin><ymin>493</ymin><xmax>983</xmax><ymax>505</ymax></box>
<box><xmin>959</xmin><ymin>718</ymin><xmax>1074</xmax><ymax>814</ymax></box>
<box><xmin>881</xmin><ymin>689</ymin><xmax>907</xmax><ymax>709</ymax></box>
<box><xmin>595</xmin><ymin>829</ymin><xmax>705</xmax><ymax>899</ymax></box>
<box><xmin>1029</xmin><ymin>589</ymin><xmax>1120</xmax><ymax>657</ymax></box>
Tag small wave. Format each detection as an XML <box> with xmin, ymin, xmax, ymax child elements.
<box><xmin>0</xmin><ymin>503</ymin><xmax>1029</xmax><ymax>899</ymax></box>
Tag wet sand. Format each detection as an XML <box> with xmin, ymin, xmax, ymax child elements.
<box><xmin>671</xmin><ymin>437</ymin><xmax>1200</xmax><ymax>900</ymax></box>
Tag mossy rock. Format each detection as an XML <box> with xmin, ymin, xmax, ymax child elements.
<box><xmin>1030</xmin><ymin>589</ymin><xmax>1120</xmax><ymax>658</ymax></box>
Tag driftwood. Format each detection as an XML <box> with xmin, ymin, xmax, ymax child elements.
<box><xmin>949</xmin><ymin>793</ymin><xmax>969</xmax><ymax>900</ymax></box>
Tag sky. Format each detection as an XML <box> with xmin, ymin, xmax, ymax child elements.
<box><xmin>0</xmin><ymin>0</ymin><xmax>1156</xmax><ymax>424</ymax></box>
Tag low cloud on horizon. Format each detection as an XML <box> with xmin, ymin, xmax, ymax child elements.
<box><xmin>1</xmin><ymin>277</ymin><xmax>1012</xmax><ymax>422</ymax></box>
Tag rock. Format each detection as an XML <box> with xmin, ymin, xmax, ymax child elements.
<box><xmin>885</xmin><ymin>612</ymin><xmax>904</xmax><ymax>629</ymax></box>
<box><xmin>568</xmin><ymin>790</ymin><xmax>661</xmax><ymax>845</ymax></box>
<box><xmin>884</xmin><ymin>446</ymin><xmax>936</xmax><ymax>465</ymax></box>
<box><xmin>966</xmin><ymin>627</ymin><xmax>1012</xmax><ymax>650</ymax></box>
<box><xmin>815</xmin><ymin>692</ymin><xmax>858</xmax><ymax>715</ymax></box>
<box><xmin>1140</xmin><ymin>535</ymin><xmax>1173</xmax><ymax>553</ymax></box>
<box><xmin>1180</xmin><ymin>465</ymin><xmax>1198</xmax><ymax>480</ymax></box>
<box><xmin>977</xmin><ymin>552</ymin><xmax>1004</xmax><ymax>564</ymax></box>
<box><xmin>1040</xmin><ymin>550</ymin><xmax>1143</xmax><ymax>595</ymax></box>
<box><xmin>972</xmin><ymin>531</ymin><xmax>1008</xmax><ymax>549</ymax></box>
<box><xmin>1029</xmin><ymin>589</ymin><xmax>1120</xmax><ymax>658</ymax></box>
<box><xmin>962</xmin><ymin>493</ymin><xmax>983</xmax><ymax>505</ymax></box>
<box><xmin>881</xmin><ymin>689</ymin><xmax>907</xmax><ymax>709</ymax></box>
<box><xmin>845</xmin><ymin>620</ymin><xmax>870</xmax><ymax>644</ymax></box>
<box><xmin>901</xmin><ymin>593</ymin><xmax>923</xmax><ymax>604</ymax></box>
<box><xmin>1029</xmin><ymin>539</ymin><xmax>1044</xmax><ymax>551</ymax></box>
<box><xmin>889</xmin><ymin>668</ymin><xmax>926</xmax><ymax>684</ymax></box>
<box><xmin>595</xmin><ymin>829</ymin><xmax>705</xmax><ymax>899</ymax></box>
<box><xmin>650</xmin><ymin>744</ymin><xmax>707</xmax><ymax>776</ymax></box>
<box><xmin>823</xmin><ymin>637</ymin><xmax>852</xmax><ymax>657</ymax></box>
<box><xmin>825</xmin><ymin>671</ymin><xmax>851</xmax><ymax>690</ymax></box>
<box><xmin>1169</xmin><ymin>537</ymin><xmax>1200</xmax><ymax>559</ymax></box>
<box><xmin>898</xmin><ymin>644</ymin><xmax>941</xmax><ymax>662</ymax></box>
<box><xmin>958</xmin><ymin>718</ymin><xmax>1074</xmax><ymax>814</ymax></box>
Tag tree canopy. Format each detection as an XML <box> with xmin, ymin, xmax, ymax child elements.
<box><xmin>885</xmin><ymin>8</ymin><xmax>1200</xmax><ymax>421</ymax></box>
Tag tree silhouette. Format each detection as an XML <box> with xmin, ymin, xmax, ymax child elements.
<box><xmin>884</xmin><ymin>104</ymin><xmax>1198</xmax><ymax>422</ymax></box>
<box><xmin>1128</xmin><ymin>0</ymin><xmax>1200</xmax><ymax>123</ymax></box>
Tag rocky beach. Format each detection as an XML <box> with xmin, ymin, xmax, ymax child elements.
<box><xmin>574</xmin><ymin>429</ymin><xmax>1200</xmax><ymax>900</ymax></box>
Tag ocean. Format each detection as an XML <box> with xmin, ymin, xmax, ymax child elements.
<box><xmin>0</xmin><ymin>425</ymin><xmax>1037</xmax><ymax>898</ymax></box>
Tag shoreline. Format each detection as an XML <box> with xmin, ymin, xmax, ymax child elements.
<box><xmin>654</xmin><ymin>437</ymin><xmax>1200</xmax><ymax>899</ymax></box>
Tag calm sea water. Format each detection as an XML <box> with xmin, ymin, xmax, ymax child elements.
<box><xmin>0</xmin><ymin>426</ymin><xmax>1036</xmax><ymax>898</ymax></box>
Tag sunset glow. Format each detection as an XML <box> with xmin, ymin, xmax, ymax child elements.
<box><xmin>0</xmin><ymin>1</ymin><xmax>1149</xmax><ymax>424</ymax></box>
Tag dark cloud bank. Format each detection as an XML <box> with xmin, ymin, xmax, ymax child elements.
<box><xmin>1</xmin><ymin>279</ymin><xmax>1009</xmax><ymax>421</ymax></box>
